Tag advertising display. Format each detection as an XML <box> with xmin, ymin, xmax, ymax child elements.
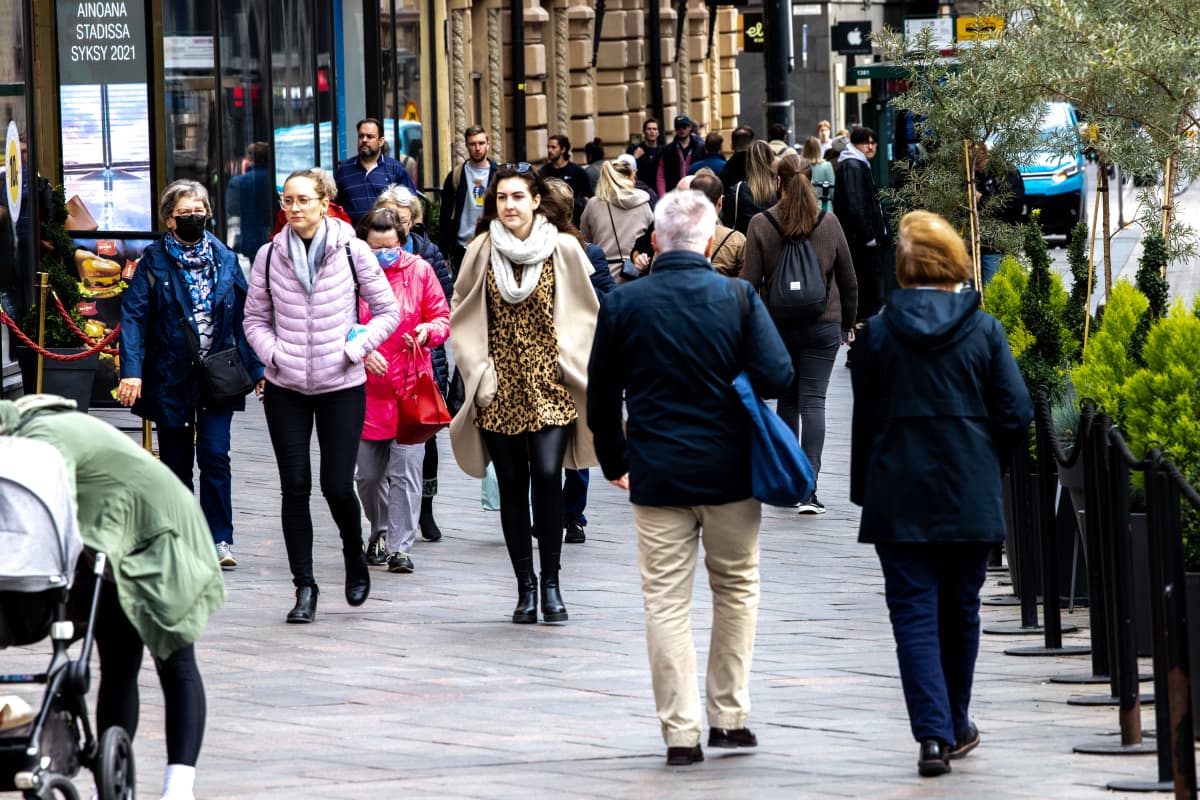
<box><xmin>56</xmin><ymin>0</ymin><xmax>153</xmax><ymax>233</ymax></box>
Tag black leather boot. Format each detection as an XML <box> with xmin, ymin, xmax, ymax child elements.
<box><xmin>343</xmin><ymin>547</ymin><xmax>370</xmax><ymax>607</ymax></box>
<box><xmin>512</xmin><ymin>558</ymin><xmax>538</xmax><ymax>624</ymax></box>
<box><xmin>286</xmin><ymin>584</ymin><xmax>318</xmax><ymax>623</ymax></box>
<box><xmin>540</xmin><ymin>572</ymin><xmax>568</xmax><ymax>622</ymax></box>
<box><xmin>419</xmin><ymin>492</ymin><xmax>442</xmax><ymax>542</ymax></box>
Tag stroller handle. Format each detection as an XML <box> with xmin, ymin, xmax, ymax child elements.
<box><xmin>92</xmin><ymin>552</ymin><xmax>107</xmax><ymax>576</ymax></box>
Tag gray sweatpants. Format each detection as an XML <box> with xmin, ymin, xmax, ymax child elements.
<box><xmin>356</xmin><ymin>438</ymin><xmax>425</xmax><ymax>555</ymax></box>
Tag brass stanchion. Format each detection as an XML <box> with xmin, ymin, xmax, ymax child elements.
<box><xmin>142</xmin><ymin>419</ymin><xmax>153</xmax><ymax>454</ymax></box>
<box><xmin>34</xmin><ymin>272</ymin><xmax>49</xmax><ymax>393</ymax></box>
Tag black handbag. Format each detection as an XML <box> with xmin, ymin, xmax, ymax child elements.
<box><xmin>178</xmin><ymin>310</ymin><xmax>253</xmax><ymax>406</ymax></box>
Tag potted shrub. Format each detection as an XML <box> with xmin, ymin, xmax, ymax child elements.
<box><xmin>15</xmin><ymin>186</ymin><xmax>102</xmax><ymax>409</ymax></box>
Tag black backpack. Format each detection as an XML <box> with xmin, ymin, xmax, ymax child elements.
<box><xmin>762</xmin><ymin>210</ymin><xmax>828</xmax><ymax>321</ymax></box>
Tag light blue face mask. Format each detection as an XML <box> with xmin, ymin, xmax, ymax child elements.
<box><xmin>373</xmin><ymin>247</ymin><xmax>401</xmax><ymax>268</ymax></box>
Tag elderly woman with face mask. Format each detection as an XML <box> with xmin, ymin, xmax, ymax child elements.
<box><xmin>119</xmin><ymin>179</ymin><xmax>263</xmax><ymax>571</ymax></box>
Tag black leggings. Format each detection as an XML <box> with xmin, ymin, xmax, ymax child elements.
<box><xmin>481</xmin><ymin>425</ymin><xmax>570</xmax><ymax>575</ymax></box>
<box><xmin>93</xmin><ymin>580</ymin><xmax>205</xmax><ymax>766</ymax></box>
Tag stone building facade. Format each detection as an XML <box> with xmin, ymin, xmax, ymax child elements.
<box><xmin>438</xmin><ymin>0</ymin><xmax>744</xmax><ymax>169</ymax></box>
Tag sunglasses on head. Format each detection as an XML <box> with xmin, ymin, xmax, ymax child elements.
<box><xmin>501</xmin><ymin>162</ymin><xmax>532</xmax><ymax>173</ymax></box>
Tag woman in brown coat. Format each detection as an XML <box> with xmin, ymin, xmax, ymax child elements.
<box><xmin>742</xmin><ymin>153</ymin><xmax>858</xmax><ymax>514</ymax></box>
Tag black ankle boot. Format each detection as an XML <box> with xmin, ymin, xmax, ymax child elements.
<box><xmin>540</xmin><ymin>572</ymin><xmax>568</xmax><ymax>622</ymax></box>
<box><xmin>419</xmin><ymin>494</ymin><xmax>442</xmax><ymax>542</ymax></box>
<box><xmin>513</xmin><ymin>572</ymin><xmax>538</xmax><ymax>624</ymax></box>
<box><xmin>286</xmin><ymin>584</ymin><xmax>318</xmax><ymax>623</ymax></box>
<box><xmin>343</xmin><ymin>547</ymin><xmax>370</xmax><ymax>607</ymax></box>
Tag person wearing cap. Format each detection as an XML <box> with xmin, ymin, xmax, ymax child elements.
<box><xmin>652</xmin><ymin>114</ymin><xmax>706</xmax><ymax>197</ymax></box>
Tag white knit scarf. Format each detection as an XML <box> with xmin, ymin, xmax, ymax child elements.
<box><xmin>488</xmin><ymin>215</ymin><xmax>558</xmax><ymax>304</ymax></box>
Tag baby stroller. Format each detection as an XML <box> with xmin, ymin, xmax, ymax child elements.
<box><xmin>0</xmin><ymin>437</ymin><xmax>135</xmax><ymax>799</ymax></box>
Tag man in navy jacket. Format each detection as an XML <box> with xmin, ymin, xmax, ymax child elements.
<box><xmin>588</xmin><ymin>189</ymin><xmax>792</xmax><ymax>767</ymax></box>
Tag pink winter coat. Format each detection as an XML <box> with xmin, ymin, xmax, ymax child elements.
<box><xmin>244</xmin><ymin>218</ymin><xmax>400</xmax><ymax>394</ymax></box>
<box><xmin>359</xmin><ymin>250</ymin><xmax>450</xmax><ymax>440</ymax></box>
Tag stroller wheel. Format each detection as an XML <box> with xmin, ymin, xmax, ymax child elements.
<box><xmin>30</xmin><ymin>774</ymin><xmax>80</xmax><ymax>800</ymax></box>
<box><xmin>95</xmin><ymin>727</ymin><xmax>135</xmax><ymax>800</ymax></box>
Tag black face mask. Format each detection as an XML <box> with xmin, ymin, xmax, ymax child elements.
<box><xmin>173</xmin><ymin>214</ymin><xmax>207</xmax><ymax>243</ymax></box>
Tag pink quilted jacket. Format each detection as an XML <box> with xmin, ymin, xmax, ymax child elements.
<box><xmin>359</xmin><ymin>250</ymin><xmax>450</xmax><ymax>440</ymax></box>
<box><xmin>244</xmin><ymin>218</ymin><xmax>400</xmax><ymax>395</ymax></box>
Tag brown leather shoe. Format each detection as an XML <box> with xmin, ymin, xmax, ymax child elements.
<box><xmin>666</xmin><ymin>745</ymin><xmax>704</xmax><ymax>766</ymax></box>
<box><xmin>708</xmin><ymin>727</ymin><xmax>758</xmax><ymax>748</ymax></box>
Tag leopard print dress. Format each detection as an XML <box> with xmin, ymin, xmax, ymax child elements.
<box><xmin>475</xmin><ymin>259</ymin><xmax>577</xmax><ymax>435</ymax></box>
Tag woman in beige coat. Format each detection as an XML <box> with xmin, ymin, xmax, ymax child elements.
<box><xmin>450</xmin><ymin>164</ymin><xmax>599</xmax><ymax>624</ymax></box>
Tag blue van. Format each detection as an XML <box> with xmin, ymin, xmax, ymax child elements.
<box><xmin>1019</xmin><ymin>101</ymin><xmax>1086</xmax><ymax>235</ymax></box>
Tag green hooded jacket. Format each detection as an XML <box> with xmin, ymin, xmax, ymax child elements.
<box><xmin>0</xmin><ymin>399</ymin><xmax>225</xmax><ymax>660</ymax></box>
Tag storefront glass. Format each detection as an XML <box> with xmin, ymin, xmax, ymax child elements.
<box><xmin>381</xmin><ymin>0</ymin><xmax>424</xmax><ymax>186</ymax></box>
<box><xmin>162</xmin><ymin>3</ymin><xmax>217</xmax><ymax>218</ymax></box>
<box><xmin>0</xmin><ymin>0</ymin><xmax>33</xmax><ymax>325</ymax></box>
<box><xmin>271</xmin><ymin>0</ymin><xmax>317</xmax><ymax>189</ymax></box>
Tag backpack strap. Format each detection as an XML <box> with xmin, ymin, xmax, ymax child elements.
<box><xmin>710</xmin><ymin>228</ymin><xmax>737</xmax><ymax>262</ymax></box>
<box><xmin>264</xmin><ymin>242</ymin><xmax>274</xmax><ymax>298</ymax></box>
<box><xmin>345</xmin><ymin>242</ymin><xmax>359</xmax><ymax>296</ymax></box>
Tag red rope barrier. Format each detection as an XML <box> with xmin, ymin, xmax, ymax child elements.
<box><xmin>51</xmin><ymin>292</ymin><xmax>120</xmax><ymax>355</ymax></box>
<box><xmin>0</xmin><ymin>308</ymin><xmax>120</xmax><ymax>361</ymax></box>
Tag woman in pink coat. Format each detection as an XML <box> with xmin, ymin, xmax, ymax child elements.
<box><xmin>355</xmin><ymin>207</ymin><xmax>451</xmax><ymax>574</ymax></box>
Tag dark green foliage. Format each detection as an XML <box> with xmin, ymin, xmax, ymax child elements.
<box><xmin>1130</xmin><ymin>232</ymin><xmax>1170</xmax><ymax>365</ymax></box>
<box><xmin>20</xmin><ymin>186</ymin><xmax>85</xmax><ymax>348</ymax></box>
<box><xmin>1017</xmin><ymin>212</ymin><xmax>1067</xmax><ymax>400</ymax></box>
<box><xmin>1063</xmin><ymin>222</ymin><xmax>1093</xmax><ymax>360</ymax></box>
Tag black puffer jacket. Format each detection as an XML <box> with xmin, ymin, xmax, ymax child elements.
<box><xmin>410</xmin><ymin>232</ymin><xmax>453</xmax><ymax>394</ymax></box>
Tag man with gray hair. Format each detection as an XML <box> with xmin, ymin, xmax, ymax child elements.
<box><xmin>588</xmin><ymin>190</ymin><xmax>793</xmax><ymax>766</ymax></box>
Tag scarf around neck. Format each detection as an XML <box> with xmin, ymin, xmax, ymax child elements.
<box><xmin>286</xmin><ymin>219</ymin><xmax>330</xmax><ymax>295</ymax></box>
<box><xmin>165</xmin><ymin>230</ymin><xmax>217</xmax><ymax>317</ymax></box>
<box><xmin>488</xmin><ymin>215</ymin><xmax>558</xmax><ymax>304</ymax></box>
<box><xmin>839</xmin><ymin>142</ymin><xmax>871</xmax><ymax>165</ymax></box>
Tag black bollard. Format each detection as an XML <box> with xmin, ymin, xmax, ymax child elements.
<box><xmin>1073</xmin><ymin>420</ymin><xmax>1154</xmax><ymax>754</ymax></box>
<box><xmin>1108</xmin><ymin>453</ymin><xmax>1198</xmax><ymax>793</ymax></box>
<box><xmin>1007</xmin><ymin>391</ymin><xmax>1087</xmax><ymax>657</ymax></box>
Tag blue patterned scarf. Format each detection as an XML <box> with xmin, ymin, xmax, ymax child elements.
<box><xmin>164</xmin><ymin>230</ymin><xmax>217</xmax><ymax>316</ymax></box>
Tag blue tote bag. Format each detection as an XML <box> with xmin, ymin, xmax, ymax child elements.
<box><xmin>732</xmin><ymin>372</ymin><xmax>815</xmax><ymax>507</ymax></box>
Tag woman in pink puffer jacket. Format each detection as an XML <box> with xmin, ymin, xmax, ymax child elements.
<box><xmin>244</xmin><ymin>168</ymin><xmax>399</xmax><ymax>624</ymax></box>
<box><xmin>354</xmin><ymin>207</ymin><xmax>450</xmax><ymax>575</ymax></box>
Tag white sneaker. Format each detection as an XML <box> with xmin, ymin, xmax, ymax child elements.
<box><xmin>796</xmin><ymin>495</ymin><xmax>826</xmax><ymax>515</ymax></box>
<box><xmin>216</xmin><ymin>541</ymin><xmax>237</xmax><ymax>569</ymax></box>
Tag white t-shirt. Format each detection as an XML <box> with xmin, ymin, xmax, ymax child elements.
<box><xmin>458</xmin><ymin>162</ymin><xmax>490</xmax><ymax>247</ymax></box>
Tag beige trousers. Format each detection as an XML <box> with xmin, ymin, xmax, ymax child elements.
<box><xmin>632</xmin><ymin>498</ymin><xmax>761</xmax><ymax>747</ymax></box>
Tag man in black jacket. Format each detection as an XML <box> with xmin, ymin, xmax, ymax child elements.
<box><xmin>438</xmin><ymin>125</ymin><xmax>497</xmax><ymax>276</ymax></box>
<box><xmin>588</xmin><ymin>189</ymin><xmax>793</xmax><ymax>767</ymax></box>
<box><xmin>833</xmin><ymin>127</ymin><xmax>888</xmax><ymax>322</ymax></box>
<box><xmin>651</xmin><ymin>115</ymin><xmax>706</xmax><ymax>196</ymax></box>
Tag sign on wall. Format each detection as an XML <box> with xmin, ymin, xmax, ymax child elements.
<box><xmin>742</xmin><ymin>12</ymin><xmax>765</xmax><ymax>53</ymax></box>
<box><xmin>5</xmin><ymin>121</ymin><xmax>20</xmax><ymax>226</ymax></box>
<box><xmin>57</xmin><ymin>1</ymin><xmax>147</xmax><ymax>85</ymax></box>
<box><xmin>831</xmin><ymin>21</ymin><xmax>872</xmax><ymax>56</ymax></box>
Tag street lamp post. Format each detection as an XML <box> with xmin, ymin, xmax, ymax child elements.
<box><xmin>763</xmin><ymin>0</ymin><xmax>794</xmax><ymax>140</ymax></box>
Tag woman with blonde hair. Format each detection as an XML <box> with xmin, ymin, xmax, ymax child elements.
<box><xmin>244</xmin><ymin>167</ymin><xmax>400</xmax><ymax>623</ymax></box>
<box><xmin>721</xmin><ymin>140</ymin><xmax>778</xmax><ymax>234</ymax></box>
<box><xmin>850</xmin><ymin>210</ymin><xmax>1031</xmax><ymax>777</ymax></box>
<box><xmin>579</xmin><ymin>158</ymin><xmax>654</xmax><ymax>283</ymax></box>
<box><xmin>743</xmin><ymin>152</ymin><xmax>856</xmax><ymax>515</ymax></box>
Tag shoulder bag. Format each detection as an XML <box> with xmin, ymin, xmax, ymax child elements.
<box><xmin>175</xmin><ymin>263</ymin><xmax>253</xmax><ymax>406</ymax></box>
<box><xmin>606</xmin><ymin>203</ymin><xmax>641</xmax><ymax>280</ymax></box>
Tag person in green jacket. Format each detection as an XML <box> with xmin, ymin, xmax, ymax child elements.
<box><xmin>0</xmin><ymin>395</ymin><xmax>225</xmax><ymax>800</ymax></box>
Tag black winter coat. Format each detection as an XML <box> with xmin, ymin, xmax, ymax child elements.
<box><xmin>588</xmin><ymin>250</ymin><xmax>793</xmax><ymax>507</ymax></box>
<box><xmin>850</xmin><ymin>288</ymin><xmax>1032</xmax><ymax>543</ymax></box>
<box><xmin>832</xmin><ymin>158</ymin><xmax>887</xmax><ymax>246</ymax></box>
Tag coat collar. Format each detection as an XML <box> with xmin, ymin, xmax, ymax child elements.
<box><xmin>648</xmin><ymin>249</ymin><xmax>713</xmax><ymax>273</ymax></box>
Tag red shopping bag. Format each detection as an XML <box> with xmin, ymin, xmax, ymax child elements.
<box><xmin>395</xmin><ymin>342</ymin><xmax>451</xmax><ymax>444</ymax></box>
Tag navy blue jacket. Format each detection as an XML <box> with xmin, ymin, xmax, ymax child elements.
<box><xmin>120</xmin><ymin>235</ymin><xmax>264</xmax><ymax>426</ymax></box>
<box><xmin>334</xmin><ymin>154</ymin><xmax>418</xmax><ymax>226</ymax></box>
<box><xmin>584</xmin><ymin>242</ymin><xmax>617</xmax><ymax>297</ymax></box>
<box><xmin>850</xmin><ymin>288</ymin><xmax>1032</xmax><ymax>543</ymax></box>
<box><xmin>588</xmin><ymin>249</ymin><xmax>793</xmax><ymax>507</ymax></box>
<box><xmin>409</xmin><ymin>231</ymin><xmax>453</xmax><ymax>393</ymax></box>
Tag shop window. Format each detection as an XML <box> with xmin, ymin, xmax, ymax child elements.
<box><xmin>381</xmin><ymin>0</ymin><xmax>424</xmax><ymax>186</ymax></box>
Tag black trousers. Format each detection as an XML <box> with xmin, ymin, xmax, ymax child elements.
<box><xmin>93</xmin><ymin>579</ymin><xmax>206</xmax><ymax>766</ymax></box>
<box><xmin>263</xmin><ymin>382</ymin><xmax>366</xmax><ymax>587</ymax></box>
<box><xmin>481</xmin><ymin>425</ymin><xmax>570</xmax><ymax>576</ymax></box>
<box><xmin>849</xmin><ymin>241</ymin><xmax>884</xmax><ymax>323</ymax></box>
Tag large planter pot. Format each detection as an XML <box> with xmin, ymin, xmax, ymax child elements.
<box><xmin>16</xmin><ymin>346</ymin><xmax>99</xmax><ymax>412</ymax></box>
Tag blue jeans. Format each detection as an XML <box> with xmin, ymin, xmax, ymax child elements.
<box><xmin>563</xmin><ymin>468</ymin><xmax>589</xmax><ymax>526</ymax></box>
<box><xmin>980</xmin><ymin>253</ymin><xmax>1002</xmax><ymax>288</ymax></box>
<box><xmin>875</xmin><ymin>542</ymin><xmax>992</xmax><ymax>745</ymax></box>
<box><xmin>158</xmin><ymin>408</ymin><xmax>235</xmax><ymax>545</ymax></box>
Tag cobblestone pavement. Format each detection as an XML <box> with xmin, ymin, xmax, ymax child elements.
<box><xmin>5</xmin><ymin>347</ymin><xmax>1175</xmax><ymax>799</ymax></box>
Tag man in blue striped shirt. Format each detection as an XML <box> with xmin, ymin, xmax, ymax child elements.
<box><xmin>334</xmin><ymin>118</ymin><xmax>418</xmax><ymax>226</ymax></box>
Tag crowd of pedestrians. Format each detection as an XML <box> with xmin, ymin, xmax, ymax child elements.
<box><xmin>4</xmin><ymin>115</ymin><xmax>1029</xmax><ymax>797</ymax></box>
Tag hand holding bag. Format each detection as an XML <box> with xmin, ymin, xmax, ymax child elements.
<box><xmin>395</xmin><ymin>339</ymin><xmax>452</xmax><ymax>444</ymax></box>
